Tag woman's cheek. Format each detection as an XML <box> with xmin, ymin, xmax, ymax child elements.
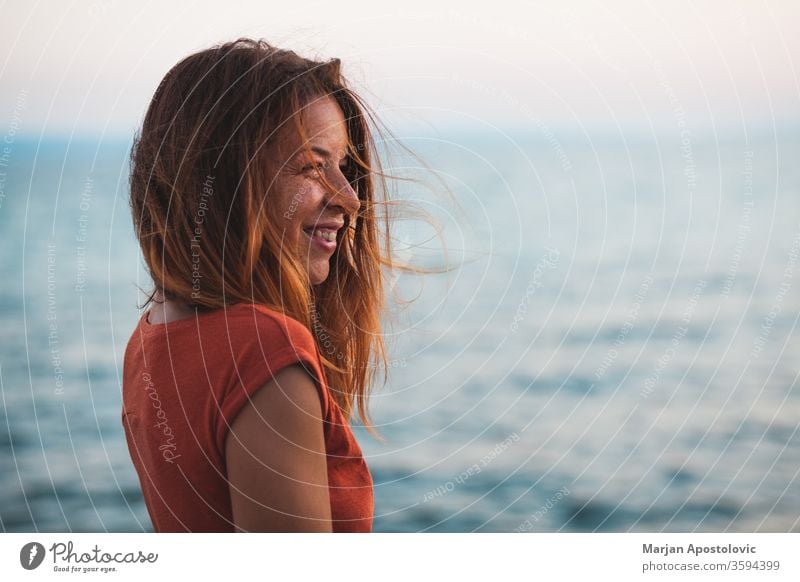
<box><xmin>278</xmin><ymin>177</ymin><xmax>309</xmax><ymax>225</ymax></box>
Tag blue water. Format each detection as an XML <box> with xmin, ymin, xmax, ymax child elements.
<box><xmin>1</xmin><ymin>125</ymin><xmax>798</xmax><ymax>532</ymax></box>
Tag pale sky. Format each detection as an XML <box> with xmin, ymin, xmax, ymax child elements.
<box><xmin>1</xmin><ymin>0</ymin><xmax>798</xmax><ymax>137</ymax></box>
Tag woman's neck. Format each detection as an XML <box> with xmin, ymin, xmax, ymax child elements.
<box><xmin>147</xmin><ymin>292</ymin><xmax>197</xmax><ymax>324</ymax></box>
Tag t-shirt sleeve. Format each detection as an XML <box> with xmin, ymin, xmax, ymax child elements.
<box><xmin>213</xmin><ymin>308</ymin><xmax>331</xmax><ymax>458</ymax></box>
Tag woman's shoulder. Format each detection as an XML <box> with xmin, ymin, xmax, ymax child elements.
<box><xmin>230</xmin><ymin>303</ymin><xmax>317</xmax><ymax>349</ymax></box>
<box><xmin>131</xmin><ymin>301</ymin><xmax>317</xmax><ymax>357</ymax></box>
<box><xmin>215</xmin><ymin>303</ymin><xmax>324</xmax><ymax>371</ymax></box>
<box><xmin>221</xmin><ymin>303</ymin><xmax>332</xmax><ymax>426</ymax></box>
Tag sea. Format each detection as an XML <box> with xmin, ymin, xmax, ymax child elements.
<box><xmin>1</xmin><ymin>122</ymin><xmax>798</xmax><ymax>532</ymax></box>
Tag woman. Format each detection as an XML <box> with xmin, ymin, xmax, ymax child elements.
<box><xmin>122</xmin><ymin>38</ymin><xmax>394</xmax><ymax>532</ymax></box>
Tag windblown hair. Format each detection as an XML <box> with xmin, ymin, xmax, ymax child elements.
<box><xmin>129</xmin><ymin>38</ymin><xmax>402</xmax><ymax>435</ymax></box>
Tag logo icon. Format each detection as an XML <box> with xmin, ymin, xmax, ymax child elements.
<box><xmin>20</xmin><ymin>542</ymin><xmax>45</xmax><ymax>570</ymax></box>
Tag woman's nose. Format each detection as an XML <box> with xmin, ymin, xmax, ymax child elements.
<box><xmin>327</xmin><ymin>170</ymin><xmax>361</xmax><ymax>215</ymax></box>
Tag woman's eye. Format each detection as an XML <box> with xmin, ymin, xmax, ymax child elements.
<box><xmin>302</xmin><ymin>160</ymin><xmax>348</xmax><ymax>177</ymax></box>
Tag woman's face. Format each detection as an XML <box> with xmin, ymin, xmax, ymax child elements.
<box><xmin>271</xmin><ymin>96</ymin><xmax>361</xmax><ymax>285</ymax></box>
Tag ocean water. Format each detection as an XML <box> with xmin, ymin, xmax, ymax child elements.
<box><xmin>0</xmin><ymin>124</ymin><xmax>798</xmax><ymax>532</ymax></box>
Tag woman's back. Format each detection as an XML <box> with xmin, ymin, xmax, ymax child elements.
<box><xmin>121</xmin><ymin>302</ymin><xmax>373</xmax><ymax>532</ymax></box>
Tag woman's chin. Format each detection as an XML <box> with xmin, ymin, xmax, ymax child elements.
<box><xmin>308</xmin><ymin>262</ymin><xmax>330</xmax><ymax>286</ymax></box>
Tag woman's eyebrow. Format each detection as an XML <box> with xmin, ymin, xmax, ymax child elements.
<box><xmin>306</xmin><ymin>145</ymin><xmax>348</xmax><ymax>162</ymax></box>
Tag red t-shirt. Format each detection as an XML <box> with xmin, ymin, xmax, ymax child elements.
<box><xmin>121</xmin><ymin>302</ymin><xmax>374</xmax><ymax>532</ymax></box>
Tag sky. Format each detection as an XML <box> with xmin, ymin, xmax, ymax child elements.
<box><xmin>1</xmin><ymin>0</ymin><xmax>798</xmax><ymax>137</ymax></box>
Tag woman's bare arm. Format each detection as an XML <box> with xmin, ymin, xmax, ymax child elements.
<box><xmin>225</xmin><ymin>364</ymin><xmax>332</xmax><ymax>532</ymax></box>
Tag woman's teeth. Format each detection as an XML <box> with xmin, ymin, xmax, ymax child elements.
<box><xmin>311</xmin><ymin>229</ymin><xmax>336</xmax><ymax>241</ymax></box>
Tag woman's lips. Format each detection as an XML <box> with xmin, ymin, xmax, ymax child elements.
<box><xmin>303</xmin><ymin>227</ymin><xmax>337</xmax><ymax>252</ymax></box>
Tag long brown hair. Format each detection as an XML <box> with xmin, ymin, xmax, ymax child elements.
<box><xmin>129</xmin><ymin>38</ymin><xmax>424</xmax><ymax>436</ymax></box>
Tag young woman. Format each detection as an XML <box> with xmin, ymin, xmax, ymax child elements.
<box><xmin>122</xmin><ymin>38</ymin><xmax>395</xmax><ymax>532</ymax></box>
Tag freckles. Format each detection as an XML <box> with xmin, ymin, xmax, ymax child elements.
<box><xmin>299</xmin><ymin>200</ymin><xmax>327</xmax><ymax>229</ymax></box>
<box><xmin>278</xmin><ymin>178</ymin><xmax>308</xmax><ymax>224</ymax></box>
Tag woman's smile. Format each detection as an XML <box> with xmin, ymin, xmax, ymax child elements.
<box><xmin>302</xmin><ymin>226</ymin><xmax>339</xmax><ymax>252</ymax></box>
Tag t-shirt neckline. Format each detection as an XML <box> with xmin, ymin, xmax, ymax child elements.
<box><xmin>140</xmin><ymin>303</ymin><xmax>245</xmax><ymax>333</ymax></box>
